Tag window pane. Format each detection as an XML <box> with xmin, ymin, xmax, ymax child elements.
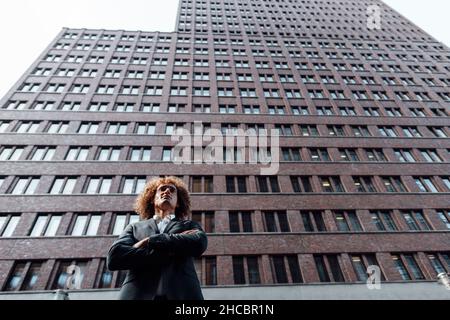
<box><xmin>22</xmin><ymin>262</ymin><xmax>43</xmax><ymax>291</ymax></box>
<box><xmin>247</xmin><ymin>257</ymin><xmax>260</xmax><ymax>284</ymax></box>
<box><xmin>30</xmin><ymin>216</ymin><xmax>47</xmax><ymax>237</ymax></box>
<box><xmin>112</xmin><ymin>215</ymin><xmax>127</xmax><ymax>235</ymax></box>
<box><xmin>3</xmin><ymin>216</ymin><xmax>20</xmax><ymax>237</ymax></box>
<box><xmin>86</xmin><ymin>215</ymin><xmax>101</xmax><ymax>236</ymax></box>
<box><xmin>5</xmin><ymin>262</ymin><xmax>26</xmax><ymax>291</ymax></box>
<box><xmin>72</xmin><ymin>216</ymin><xmax>87</xmax><ymax>236</ymax></box>
<box><xmin>45</xmin><ymin>216</ymin><xmax>61</xmax><ymax>236</ymax></box>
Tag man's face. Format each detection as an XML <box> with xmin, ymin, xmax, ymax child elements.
<box><xmin>154</xmin><ymin>183</ymin><xmax>178</xmax><ymax>212</ymax></box>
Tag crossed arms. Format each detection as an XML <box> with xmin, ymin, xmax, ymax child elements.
<box><xmin>107</xmin><ymin>222</ymin><xmax>207</xmax><ymax>271</ymax></box>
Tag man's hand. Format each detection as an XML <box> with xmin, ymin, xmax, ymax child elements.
<box><xmin>181</xmin><ymin>229</ymin><xmax>199</xmax><ymax>235</ymax></box>
<box><xmin>133</xmin><ymin>237</ymin><xmax>149</xmax><ymax>249</ymax></box>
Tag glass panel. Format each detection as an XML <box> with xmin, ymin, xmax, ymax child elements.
<box><xmin>50</xmin><ymin>179</ymin><xmax>64</xmax><ymax>194</ymax></box>
<box><xmin>393</xmin><ymin>255</ymin><xmax>410</xmax><ymax>280</ymax></box>
<box><xmin>22</xmin><ymin>262</ymin><xmax>42</xmax><ymax>291</ymax></box>
<box><xmin>247</xmin><ymin>257</ymin><xmax>260</xmax><ymax>284</ymax></box>
<box><xmin>86</xmin><ymin>215</ymin><xmax>101</xmax><ymax>236</ymax></box>
<box><xmin>112</xmin><ymin>215</ymin><xmax>127</xmax><ymax>235</ymax></box>
<box><xmin>45</xmin><ymin>216</ymin><xmax>61</xmax><ymax>236</ymax></box>
<box><xmin>272</xmin><ymin>256</ymin><xmax>288</xmax><ymax>283</ymax></box>
<box><xmin>5</xmin><ymin>262</ymin><xmax>26</xmax><ymax>291</ymax></box>
<box><xmin>314</xmin><ymin>255</ymin><xmax>330</xmax><ymax>282</ymax></box>
<box><xmin>404</xmin><ymin>255</ymin><xmax>424</xmax><ymax>280</ymax></box>
<box><xmin>30</xmin><ymin>216</ymin><xmax>47</xmax><ymax>237</ymax></box>
<box><xmin>3</xmin><ymin>216</ymin><xmax>20</xmax><ymax>237</ymax></box>
<box><xmin>99</xmin><ymin>179</ymin><xmax>111</xmax><ymax>194</ymax></box>
<box><xmin>232</xmin><ymin>256</ymin><xmax>245</xmax><ymax>284</ymax></box>
<box><xmin>72</xmin><ymin>216</ymin><xmax>87</xmax><ymax>236</ymax></box>
<box><xmin>352</xmin><ymin>256</ymin><xmax>368</xmax><ymax>281</ymax></box>
<box><xmin>25</xmin><ymin>179</ymin><xmax>39</xmax><ymax>194</ymax></box>
<box><xmin>328</xmin><ymin>255</ymin><xmax>345</xmax><ymax>282</ymax></box>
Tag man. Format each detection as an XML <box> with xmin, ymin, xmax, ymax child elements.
<box><xmin>107</xmin><ymin>176</ymin><xmax>207</xmax><ymax>300</ymax></box>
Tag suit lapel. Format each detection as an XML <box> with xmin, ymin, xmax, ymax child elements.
<box><xmin>148</xmin><ymin>218</ymin><xmax>160</xmax><ymax>234</ymax></box>
<box><xmin>163</xmin><ymin>219</ymin><xmax>180</xmax><ymax>234</ymax></box>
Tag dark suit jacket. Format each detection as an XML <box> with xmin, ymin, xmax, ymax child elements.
<box><xmin>107</xmin><ymin>217</ymin><xmax>207</xmax><ymax>300</ymax></box>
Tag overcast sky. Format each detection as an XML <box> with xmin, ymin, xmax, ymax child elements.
<box><xmin>0</xmin><ymin>0</ymin><xmax>448</xmax><ymax>98</ymax></box>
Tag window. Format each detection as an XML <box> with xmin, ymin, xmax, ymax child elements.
<box><xmin>128</xmin><ymin>147</ymin><xmax>151</xmax><ymax>161</ymax></box>
<box><xmin>71</xmin><ymin>84</ymin><xmax>89</xmax><ymax>94</ymax></box>
<box><xmin>70</xmin><ymin>214</ymin><xmax>102</xmax><ymax>236</ymax></box>
<box><xmin>110</xmin><ymin>213</ymin><xmax>140</xmax><ymax>235</ymax></box>
<box><xmin>320</xmin><ymin>176</ymin><xmax>344</xmax><ymax>192</ymax></box>
<box><xmin>282</xmin><ymin>148</ymin><xmax>301</xmax><ymax>162</ymax></box>
<box><xmin>121</xmin><ymin>177</ymin><xmax>146</xmax><ymax>194</ymax></box>
<box><xmin>4</xmin><ymin>261</ymin><xmax>43</xmax><ymax>291</ymax></box>
<box><xmin>8</xmin><ymin>177</ymin><xmax>40</xmax><ymax>195</ymax></box>
<box><xmin>51</xmin><ymin>260</ymin><xmax>88</xmax><ymax>289</ymax></box>
<box><xmin>370</xmin><ymin>210</ymin><xmax>398</xmax><ymax>231</ymax></box>
<box><xmin>78</xmin><ymin>122</ymin><xmax>99</xmax><ymax>134</ymax></box>
<box><xmin>0</xmin><ymin>146</ymin><xmax>24</xmax><ymax>161</ymax></box>
<box><xmin>353</xmin><ymin>176</ymin><xmax>377</xmax><ymax>192</ymax></box>
<box><xmin>194</xmin><ymin>256</ymin><xmax>217</xmax><ymax>286</ymax></box>
<box><xmin>0</xmin><ymin>121</ymin><xmax>10</xmax><ymax>133</ymax></box>
<box><xmin>309</xmin><ymin>148</ymin><xmax>330</xmax><ymax>161</ymax></box>
<box><xmin>233</xmin><ymin>256</ymin><xmax>261</xmax><ymax>284</ymax></box>
<box><xmin>0</xmin><ymin>214</ymin><xmax>21</xmax><ymax>237</ymax></box>
<box><xmin>30</xmin><ymin>214</ymin><xmax>62</xmax><ymax>237</ymax></box>
<box><xmin>420</xmin><ymin>149</ymin><xmax>442</xmax><ymax>163</ymax></box>
<box><xmin>83</xmin><ymin>177</ymin><xmax>112</xmax><ymax>194</ymax></box>
<box><xmin>436</xmin><ymin>210</ymin><xmax>450</xmax><ymax>230</ymax></box>
<box><xmin>121</xmin><ymin>86</ymin><xmax>139</xmax><ymax>95</ymax></box>
<box><xmin>87</xmin><ymin>102</ymin><xmax>108</xmax><ymax>112</ymax></box>
<box><xmin>401</xmin><ymin>210</ymin><xmax>431</xmax><ymax>231</ymax></box>
<box><xmin>15</xmin><ymin>121</ymin><xmax>40</xmax><ymax>133</ymax></box>
<box><xmin>49</xmin><ymin>177</ymin><xmax>77</xmax><ymax>194</ymax></box>
<box><xmin>382</xmin><ymin>177</ymin><xmax>407</xmax><ymax>192</ymax></box>
<box><xmin>339</xmin><ymin>149</ymin><xmax>359</xmax><ymax>162</ymax></box>
<box><xmin>229</xmin><ymin>211</ymin><xmax>253</xmax><ymax>233</ymax></box>
<box><xmin>263</xmin><ymin>211</ymin><xmax>290</xmax><ymax>232</ymax></box>
<box><xmin>314</xmin><ymin>254</ymin><xmax>345</xmax><ymax>282</ymax></box>
<box><xmin>365</xmin><ymin>149</ymin><xmax>386</xmax><ymax>162</ymax></box>
<box><xmin>290</xmin><ymin>176</ymin><xmax>313</xmax><ymax>193</ymax></box>
<box><xmin>135</xmin><ymin>123</ymin><xmax>155</xmax><ymax>135</ymax></box>
<box><xmin>392</xmin><ymin>254</ymin><xmax>424</xmax><ymax>280</ymax></box>
<box><xmin>270</xmin><ymin>255</ymin><xmax>303</xmax><ymax>284</ymax></box>
<box><xmin>428</xmin><ymin>127</ymin><xmax>447</xmax><ymax>138</ymax></box>
<box><xmin>427</xmin><ymin>254</ymin><xmax>448</xmax><ymax>275</ymax></box>
<box><xmin>191</xmin><ymin>211</ymin><xmax>215</xmax><ymax>233</ymax></box>
<box><xmin>299</xmin><ymin>125</ymin><xmax>319</xmax><ymax>136</ymax></box>
<box><xmin>378</xmin><ymin>126</ymin><xmax>398</xmax><ymax>137</ymax></box>
<box><xmin>190</xmin><ymin>176</ymin><xmax>213</xmax><ymax>193</ymax></box>
<box><xmin>256</xmin><ymin>176</ymin><xmax>280</xmax><ymax>193</ymax></box>
<box><xmin>351</xmin><ymin>254</ymin><xmax>384</xmax><ymax>282</ymax></box>
<box><xmin>65</xmin><ymin>147</ymin><xmax>89</xmax><ymax>161</ymax></box>
<box><xmin>352</xmin><ymin>126</ymin><xmax>371</xmax><ymax>137</ymax></box>
<box><xmin>402</xmin><ymin>126</ymin><xmax>422</xmax><ymax>138</ymax></box>
<box><xmin>146</xmin><ymin>86</ymin><xmax>163</xmax><ymax>95</ymax></box>
<box><xmin>394</xmin><ymin>149</ymin><xmax>416</xmax><ymax>162</ymax></box>
<box><xmin>96</xmin><ymin>259</ymin><xmax>127</xmax><ymax>289</ymax></box>
<box><xmin>141</xmin><ymin>103</ymin><xmax>160</xmax><ymax>113</ymax></box>
<box><xmin>45</xmin><ymin>121</ymin><xmax>68</xmax><ymax>134</ymax></box>
<box><xmin>226</xmin><ymin>176</ymin><xmax>247</xmax><ymax>193</ymax></box>
<box><xmin>414</xmin><ymin>177</ymin><xmax>439</xmax><ymax>193</ymax></box>
<box><xmin>29</xmin><ymin>147</ymin><xmax>56</xmax><ymax>161</ymax></box>
<box><xmin>274</xmin><ymin>124</ymin><xmax>293</xmax><ymax>136</ymax></box>
<box><xmin>334</xmin><ymin>211</ymin><xmax>363</xmax><ymax>231</ymax></box>
<box><xmin>301</xmin><ymin>211</ymin><xmax>327</xmax><ymax>232</ymax></box>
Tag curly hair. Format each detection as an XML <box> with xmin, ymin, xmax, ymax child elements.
<box><xmin>134</xmin><ymin>176</ymin><xmax>191</xmax><ymax>220</ymax></box>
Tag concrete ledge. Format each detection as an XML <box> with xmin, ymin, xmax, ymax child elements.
<box><xmin>0</xmin><ymin>282</ymin><xmax>449</xmax><ymax>300</ymax></box>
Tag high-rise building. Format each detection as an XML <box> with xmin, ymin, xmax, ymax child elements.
<box><xmin>0</xmin><ymin>0</ymin><xmax>449</xmax><ymax>299</ymax></box>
